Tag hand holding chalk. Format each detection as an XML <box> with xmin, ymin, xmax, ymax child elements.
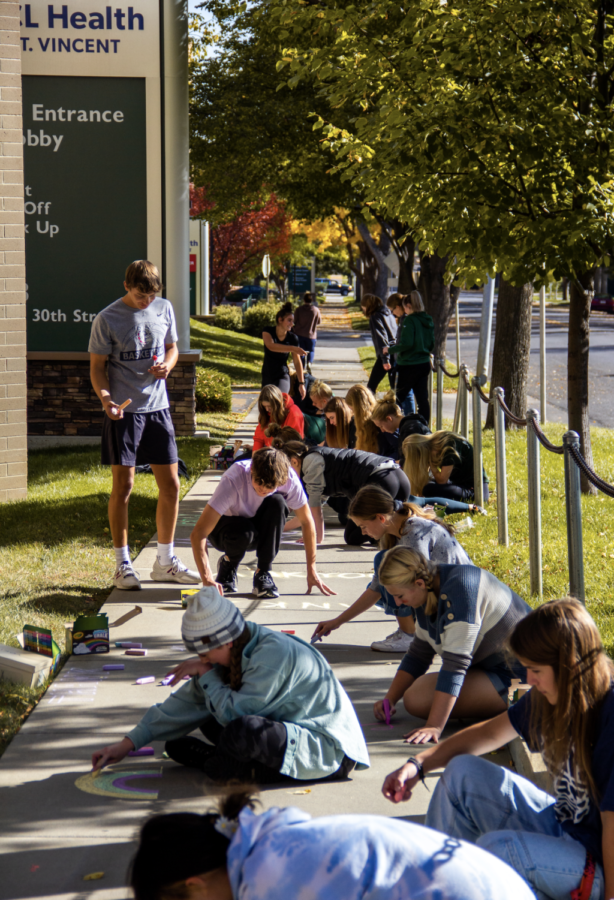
<box><xmin>91</xmin><ymin>737</ymin><xmax>135</xmax><ymax>772</ymax></box>
<box><xmin>383</xmin><ymin>698</ymin><xmax>392</xmax><ymax>726</ymax></box>
<box><xmin>312</xmin><ymin>617</ymin><xmax>341</xmax><ymax>641</ymax></box>
<box><xmin>373</xmin><ymin>697</ymin><xmax>396</xmax><ymax>723</ymax></box>
<box><xmin>118</xmin><ymin>398</ymin><xmax>132</xmax><ymax>411</ymax></box>
<box><xmin>310</xmin><ymin>634</ymin><xmax>322</xmax><ymax>645</ymax></box>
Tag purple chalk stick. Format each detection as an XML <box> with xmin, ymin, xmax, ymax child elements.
<box><xmin>115</xmin><ymin>642</ymin><xmax>143</xmax><ymax>649</ymax></box>
<box><xmin>103</xmin><ymin>664</ymin><xmax>125</xmax><ymax>671</ymax></box>
<box><xmin>128</xmin><ymin>747</ymin><xmax>155</xmax><ymax>757</ymax></box>
<box><xmin>383</xmin><ymin>698</ymin><xmax>391</xmax><ymax>726</ymax></box>
<box><xmin>161</xmin><ymin>674</ymin><xmax>174</xmax><ymax>686</ymax></box>
<box><xmin>310</xmin><ymin>634</ymin><xmax>322</xmax><ymax>645</ymax></box>
<box><xmin>136</xmin><ymin>676</ymin><xmax>155</xmax><ymax>685</ymax></box>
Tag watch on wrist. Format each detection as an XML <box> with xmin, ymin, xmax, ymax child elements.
<box><xmin>406</xmin><ymin>756</ymin><xmax>429</xmax><ymax>790</ymax></box>
<box><xmin>298</xmin><ymin>381</ymin><xmax>305</xmax><ymax>385</ymax></box>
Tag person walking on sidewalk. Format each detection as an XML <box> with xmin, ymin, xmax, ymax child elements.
<box><xmin>382</xmin><ymin>599</ymin><xmax>614</xmax><ymax>900</ymax></box>
<box><xmin>92</xmin><ymin>587</ymin><xmax>367</xmax><ymax>784</ymax></box>
<box><xmin>386</xmin><ymin>291</ymin><xmax>434</xmax><ymax>420</ymax></box>
<box><xmin>292</xmin><ymin>292</ymin><xmax>321</xmax><ymax>371</ymax></box>
<box><xmin>190</xmin><ymin>447</ymin><xmax>334</xmax><ymax>599</ymax></box>
<box><xmin>88</xmin><ymin>260</ymin><xmax>199</xmax><ymax>591</ymax></box>
<box><xmin>360</xmin><ymin>294</ymin><xmax>398</xmax><ymax>394</ymax></box>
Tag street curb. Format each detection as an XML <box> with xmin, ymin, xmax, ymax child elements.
<box><xmin>509</xmin><ymin>737</ymin><xmax>553</xmax><ymax>793</ymax></box>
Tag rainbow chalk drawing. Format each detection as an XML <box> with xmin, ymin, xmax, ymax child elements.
<box><xmin>75</xmin><ymin>766</ymin><xmax>162</xmax><ymax>800</ymax></box>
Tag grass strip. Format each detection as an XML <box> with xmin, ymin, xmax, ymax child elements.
<box><xmin>190</xmin><ymin>318</ymin><xmax>264</xmax><ymax>387</ymax></box>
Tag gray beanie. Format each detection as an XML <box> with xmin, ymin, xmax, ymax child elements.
<box><xmin>181</xmin><ymin>586</ymin><xmax>245</xmax><ymax>653</ymax></box>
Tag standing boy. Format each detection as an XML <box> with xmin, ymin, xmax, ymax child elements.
<box><xmin>89</xmin><ymin>260</ymin><xmax>200</xmax><ymax>590</ymax></box>
<box><xmin>191</xmin><ymin>446</ymin><xmax>334</xmax><ymax>599</ymax></box>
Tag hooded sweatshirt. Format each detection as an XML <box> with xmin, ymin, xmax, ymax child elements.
<box><xmin>253</xmin><ymin>393</ymin><xmax>304</xmax><ymax>451</ymax></box>
<box><xmin>389</xmin><ymin>310</ymin><xmax>435</xmax><ymax>366</ymax></box>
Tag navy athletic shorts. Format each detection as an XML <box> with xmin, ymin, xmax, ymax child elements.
<box><xmin>101</xmin><ymin>408</ymin><xmax>178</xmax><ymax>467</ymax></box>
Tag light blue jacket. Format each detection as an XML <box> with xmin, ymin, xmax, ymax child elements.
<box><xmin>127</xmin><ymin>622</ymin><xmax>369</xmax><ymax>779</ymax></box>
<box><xmin>227</xmin><ymin>806</ymin><xmax>536</xmax><ymax>900</ymax></box>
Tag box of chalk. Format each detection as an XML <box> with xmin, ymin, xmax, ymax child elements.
<box><xmin>71</xmin><ymin>613</ymin><xmax>109</xmax><ymax>655</ymax></box>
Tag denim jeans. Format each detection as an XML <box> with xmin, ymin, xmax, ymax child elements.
<box><xmin>425</xmin><ymin>755</ymin><xmax>604</xmax><ymax>900</ymax></box>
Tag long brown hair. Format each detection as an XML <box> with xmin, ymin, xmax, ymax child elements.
<box><xmin>360</xmin><ymin>294</ymin><xmax>383</xmax><ymax>317</ymax></box>
<box><xmin>257</xmin><ymin>384</ymin><xmax>286</xmax><ymax>430</ymax></box>
<box><xmin>346</xmin><ymin>384</ymin><xmax>379</xmax><ymax>453</ymax></box>
<box><xmin>402</xmin><ymin>431</ymin><xmax>461</xmax><ymax>495</ymax></box>
<box><xmin>378</xmin><ymin>547</ymin><xmax>439</xmax><ymax>615</ymax></box>
<box><xmin>509</xmin><ymin>599</ymin><xmax>614</xmax><ymax>802</ymax></box>
<box><xmin>349</xmin><ymin>484</ymin><xmax>454</xmax><ymax>550</ymax></box>
<box><xmin>324</xmin><ymin>397</ymin><xmax>352</xmax><ymax>448</ymax></box>
<box><xmin>221</xmin><ymin>624</ymin><xmax>252</xmax><ymax>691</ymax></box>
<box><xmin>264</xmin><ymin>422</ymin><xmax>302</xmax><ymax>442</ymax></box>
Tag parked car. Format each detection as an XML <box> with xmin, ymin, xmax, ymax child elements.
<box><xmin>591</xmin><ymin>294</ymin><xmax>614</xmax><ymax>313</ymax></box>
<box><xmin>225</xmin><ymin>285</ymin><xmax>279</xmax><ymax>305</ymax></box>
<box><xmin>326</xmin><ymin>281</ymin><xmax>350</xmax><ymax>296</ymax></box>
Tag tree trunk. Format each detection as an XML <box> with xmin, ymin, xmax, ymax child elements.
<box><xmin>484</xmin><ymin>278</ymin><xmax>533</xmax><ymax>430</ymax></box>
<box><xmin>418</xmin><ymin>251</ymin><xmax>457</xmax><ymax>360</ymax></box>
<box><xmin>568</xmin><ymin>272</ymin><xmax>597</xmax><ymax>495</ymax></box>
<box><xmin>357</xmin><ymin>222</ymin><xmax>390</xmax><ymax>299</ymax></box>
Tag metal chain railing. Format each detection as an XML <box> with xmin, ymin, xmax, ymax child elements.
<box><xmin>528</xmin><ymin>417</ymin><xmax>564</xmax><ymax>455</ymax></box>
<box><xmin>566</xmin><ymin>444</ymin><xmax>614</xmax><ymax>498</ymax></box>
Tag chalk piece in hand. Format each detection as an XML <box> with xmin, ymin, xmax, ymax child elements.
<box><xmin>102</xmin><ymin>664</ymin><xmax>124</xmax><ymax>671</ymax></box>
<box><xmin>281</xmin><ymin>630</ymin><xmax>295</xmax><ymax>634</ymax></box>
<box><xmin>161</xmin><ymin>674</ymin><xmax>174</xmax><ymax>686</ymax></box>
<box><xmin>118</xmin><ymin>398</ymin><xmax>132</xmax><ymax>411</ymax></box>
<box><xmin>125</xmin><ymin>648</ymin><xmax>147</xmax><ymax>656</ymax></box>
<box><xmin>128</xmin><ymin>747</ymin><xmax>154</xmax><ymax>757</ymax></box>
<box><xmin>310</xmin><ymin>635</ymin><xmax>322</xmax><ymax>645</ymax></box>
<box><xmin>383</xmin><ymin>698</ymin><xmax>391</xmax><ymax>726</ymax></box>
<box><xmin>115</xmin><ymin>642</ymin><xmax>142</xmax><ymax>649</ymax></box>
<box><xmin>136</xmin><ymin>676</ymin><xmax>155</xmax><ymax>684</ymax></box>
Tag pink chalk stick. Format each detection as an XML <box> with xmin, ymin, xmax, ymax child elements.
<box><xmin>281</xmin><ymin>630</ymin><xmax>295</xmax><ymax>634</ymax></box>
<box><xmin>136</xmin><ymin>676</ymin><xmax>155</xmax><ymax>685</ymax></box>
<box><xmin>128</xmin><ymin>747</ymin><xmax>154</xmax><ymax>757</ymax></box>
<box><xmin>103</xmin><ymin>664</ymin><xmax>125</xmax><ymax>671</ymax></box>
<box><xmin>125</xmin><ymin>649</ymin><xmax>147</xmax><ymax>656</ymax></box>
<box><xmin>383</xmin><ymin>698</ymin><xmax>391</xmax><ymax>726</ymax></box>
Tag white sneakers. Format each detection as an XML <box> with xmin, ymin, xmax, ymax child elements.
<box><xmin>150</xmin><ymin>555</ymin><xmax>200</xmax><ymax>584</ymax></box>
<box><xmin>371</xmin><ymin>628</ymin><xmax>414</xmax><ymax>653</ymax></box>
<box><xmin>114</xmin><ymin>562</ymin><xmax>142</xmax><ymax>591</ymax></box>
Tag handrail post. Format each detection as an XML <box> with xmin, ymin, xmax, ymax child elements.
<box><xmin>460</xmin><ymin>365</ymin><xmax>469</xmax><ymax>440</ymax></box>
<box><xmin>526</xmin><ymin>409</ymin><xmax>543</xmax><ymax>598</ymax></box>
<box><xmin>471</xmin><ymin>376</ymin><xmax>484</xmax><ymax>508</ymax></box>
<box><xmin>452</xmin><ymin>375</ymin><xmax>462</xmax><ymax>434</ymax></box>
<box><xmin>455</xmin><ymin>297</ymin><xmax>461</xmax><ymax>371</ymax></box>
<box><xmin>563</xmin><ymin>431</ymin><xmax>585</xmax><ymax>604</ymax></box>
<box><xmin>436</xmin><ymin>358</ymin><xmax>444</xmax><ymax>431</ymax></box>
<box><xmin>428</xmin><ymin>354</ymin><xmax>434</xmax><ymax>431</ymax></box>
<box><xmin>494</xmin><ymin>388</ymin><xmax>508</xmax><ymax>546</ymax></box>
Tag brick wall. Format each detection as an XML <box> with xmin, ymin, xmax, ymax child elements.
<box><xmin>0</xmin><ymin>2</ymin><xmax>27</xmax><ymax>502</ymax></box>
<box><xmin>27</xmin><ymin>352</ymin><xmax>201</xmax><ymax>437</ymax></box>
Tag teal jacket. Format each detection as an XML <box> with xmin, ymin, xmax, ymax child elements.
<box><xmin>389</xmin><ymin>311</ymin><xmax>435</xmax><ymax>365</ymax></box>
<box><xmin>127</xmin><ymin>622</ymin><xmax>370</xmax><ymax>779</ymax></box>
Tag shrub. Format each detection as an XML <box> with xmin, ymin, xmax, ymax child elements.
<box><xmin>213</xmin><ymin>305</ymin><xmax>243</xmax><ymax>332</ymax></box>
<box><xmin>243</xmin><ymin>300</ymin><xmax>282</xmax><ymax>337</ymax></box>
<box><xmin>195</xmin><ymin>366</ymin><xmax>232</xmax><ymax>412</ymax></box>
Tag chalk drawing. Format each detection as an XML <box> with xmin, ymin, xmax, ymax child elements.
<box><xmin>45</xmin><ymin>667</ymin><xmax>109</xmax><ymax>706</ymax></box>
<box><xmin>75</xmin><ymin>766</ymin><xmax>162</xmax><ymax>800</ymax></box>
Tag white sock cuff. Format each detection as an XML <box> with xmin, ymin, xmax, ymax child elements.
<box><xmin>157</xmin><ymin>542</ymin><xmax>174</xmax><ymax>565</ymax></box>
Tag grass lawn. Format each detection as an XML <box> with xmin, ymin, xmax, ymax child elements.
<box><xmin>443</xmin><ymin>418</ymin><xmax>614</xmax><ymax>656</ymax></box>
<box><xmin>0</xmin><ymin>409</ymin><xmax>242</xmax><ymax>756</ymax></box>
<box><xmin>190</xmin><ymin>318</ymin><xmax>264</xmax><ymax>387</ymax></box>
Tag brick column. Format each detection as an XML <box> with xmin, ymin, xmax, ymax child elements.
<box><xmin>0</xmin><ymin>2</ymin><xmax>27</xmax><ymax>502</ymax></box>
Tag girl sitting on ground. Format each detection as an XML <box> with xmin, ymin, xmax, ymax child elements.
<box><xmin>382</xmin><ymin>599</ymin><xmax>614</xmax><ymax>900</ymax></box>
<box><xmin>403</xmin><ymin>430</ymin><xmax>489</xmax><ymax>503</ymax></box>
<box><xmin>372</xmin><ymin>547</ymin><xmax>529</xmax><ymax>743</ymax></box>
<box><xmin>323</xmin><ymin>397</ymin><xmax>355</xmax><ymax>449</ymax></box>
<box><xmin>370</xmin><ymin>391</ymin><xmax>431</xmax><ymax>461</ymax></box>
<box><xmin>92</xmin><ymin>587</ymin><xmax>369</xmax><ymax>784</ymax></box>
<box><xmin>288</xmin><ymin>368</ymin><xmax>326</xmax><ymax>444</ymax></box>
<box><xmin>345</xmin><ymin>384</ymin><xmax>380</xmax><ymax>454</ymax></box>
<box><xmin>252</xmin><ymin>385</ymin><xmax>304</xmax><ymax>452</ymax></box>
<box><xmin>130</xmin><ymin>791</ymin><xmax>535</xmax><ymax>900</ymax></box>
<box><xmin>313</xmin><ymin>485</ymin><xmax>472</xmax><ymax>654</ymax></box>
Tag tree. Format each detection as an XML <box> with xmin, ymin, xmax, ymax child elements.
<box><xmin>485</xmin><ymin>281</ymin><xmax>534</xmax><ymax>430</ymax></box>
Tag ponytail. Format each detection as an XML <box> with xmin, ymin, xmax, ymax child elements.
<box><xmin>348</xmin><ymin>484</ymin><xmax>454</xmax><ymax>550</ymax></box>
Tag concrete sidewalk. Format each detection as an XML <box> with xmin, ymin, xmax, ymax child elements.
<box><xmin>0</xmin><ymin>332</ymin><xmax>512</xmax><ymax>900</ymax></box>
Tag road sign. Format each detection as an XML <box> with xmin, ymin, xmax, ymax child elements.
<box><xmin>262</xmin><ymin>254</ymin><xmax>271</xmax><ymax>278</ymax></box>
<box><xmin>289</xmin><ymin>265</ymin><xmax>310</xmax><ymax>294</ymax></box>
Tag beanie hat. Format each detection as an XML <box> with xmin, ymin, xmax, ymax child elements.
<box><xmin>181</xmin><ymin>586</ymin><xmax>245</xmax><ymax>654</ymax></box>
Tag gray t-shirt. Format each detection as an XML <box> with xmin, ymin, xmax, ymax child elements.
<box><xmin>368</xmin><ymin>517</ymin><xmax>473</xmax><ymax>592</ymax></box>
<box><xmin>88</xmin><ymin>297</ymin><xmax>178</xmax><ymax>413</ymax></box>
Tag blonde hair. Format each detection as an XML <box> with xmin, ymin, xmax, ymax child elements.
<box><xmin>378</xmin><ymin>547</ymin><xmax>439</xmax><ymax>615</ymax></box>
<box><xmin>309</xmin><ymin>380</ymin><xmax>333</xmax><ymax>402</ymax></box>
<box><xmin>360</xmin><ymin>294</ymin><xmax>384</xmax><ymax>317</ymax></box>
<box><xmin>371</xmin><ymin>390</ymin><xmax>403</xmax><ymax>424</ymax></box>
<box><xmin>402</xmin><ymin>431</ymin><xmax>461</xmax><ymax>495</ymax></box>
<box><xmin>348</xmin><ymin>484</ymin><xmax>454</xmax><ymax>550</ymax></box>
<box><xmin>346</xmin><ymin>384</ymin><xmax>379</xmax><ymax>453</ymax></box>
<box><xmin>324</xmin><ymin>397</ymin><xmax>353</xmax><ymax>448</ymax></box>
<box><xmin>257</xmin><ymin>385</ymin><xmax>286</xmax><ymax>430</ymax></box>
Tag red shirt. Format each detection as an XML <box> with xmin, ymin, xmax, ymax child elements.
<box><xmin>252</xmin><ymin>394</ymin><xmax>305</xmax><ymax>451</ymax></box>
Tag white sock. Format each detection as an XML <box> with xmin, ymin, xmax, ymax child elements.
<box><xmin>114</xmin><ymin>546</ymin><xmax>130</xmax><ymax>566</ymax></box>
<box><xmin>157</xmin><ymin>542</ymin><xmax>174</xmax><ymax>565</ymax></box>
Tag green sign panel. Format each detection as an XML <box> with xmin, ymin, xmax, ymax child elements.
<box><xmin>289</xmin><ymin>264</ymin><xmax>311</xmax><ymax>294</ymax></box>
<box><xmin>22</xmin><ymin>75</ymin><xmax>147</xmax><ymax>350</ymax></box>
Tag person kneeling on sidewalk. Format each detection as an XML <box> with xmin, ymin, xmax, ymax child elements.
<box><xmin>191</xmin><ymin>446</ymin><xmax>334</xmax><ymax>599</ymax></box>
<box><xmin>92</xmin><ymin>588</ymin><xmax>369</xmax><ymax>784</ymax></box>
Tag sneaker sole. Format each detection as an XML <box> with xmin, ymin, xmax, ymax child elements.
<box><xmin>253</xmin><ymin>586</ymin><xmax>280</xmax><ymax>599</ymax></box>
<box><xmin>116</xmin><ymin>582</ymin><xmax>142</xmax><ymax>591</ymax></box>
<box><xmin>150</xmin><ymin>571</ymin><xmax>200</xmax><ymax>584</ymax></box>
<box><xmin>370</xmin><ymin>644</ymin><xmax>411</xmax><ymax>652</ymax></box>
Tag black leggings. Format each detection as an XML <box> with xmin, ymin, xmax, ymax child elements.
<box><xmin>396</xmin><ymin>361</ymin><xmax>431</xmax><ymax>422</ymax></box>
<box><xmin>423</xmin><ymin>481</ymin><xmax>490</xmax><ymax>504</ymax></box>
<box><xmin>261</xmin><ymin>372</ymin><xmax>291</xmax><ymax>393</ymax></box>
<box><xmin>344</xmin><ymin>467</ymin><xmax>411</xmax><ymax>545</ymax></box>
<box><xmin>207</xmin><ymin>493</ymin><xmax>288</xmax><ymax>570</ymax></box>
<box><xmin>367</xmin><ymin>358</ymin><xmax>395</xmax><ymax>394</ymax></box>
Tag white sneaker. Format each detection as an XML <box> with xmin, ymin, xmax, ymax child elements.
<box><xmin>151</xmin><ymin>556</ymin><xmax>200</xmax><ymax>584</ymax></box>
<box><xmin>114</xmin><ymin>562</ymin><xmax>142</xmax><ymax>591</ymax></box>
<box><xmin>371</xmin><ymin>628</ymin><xmax>414</xmax><ymax>653</ymax></box>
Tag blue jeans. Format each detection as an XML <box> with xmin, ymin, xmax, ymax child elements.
<box><xmin>296</xmin><ymin>335</ymin><xmax>316</xmax><ymax>364</ymax></box>
<box><xmin>426</xmin><ymin>755</ymin><xmax>604</xmax><ymax>900</ymax></box>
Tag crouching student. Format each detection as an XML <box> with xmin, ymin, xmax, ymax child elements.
<box><xmin>92</xmin><ymin>588</ymin><xmax>369</xmax><ymax>784</ymax></box>
<box><xmin>190</xmin><ymin>446</ymin><xmax>333</xmax><ymax>599</ymax></box>
<box><xmin>382</xmin><ymin>599</ymin><xmax>614</xmax><ymax>900</ymax></box>
<box><xmin>130</xmin><ymin>791</ymin><xmax>536</xmax><ymax>900</ymax></box>
<box><xmin>374</xmin><ymin>547</ymin><xmax>529</xmax><ymax>743</ymax></box>
<box><xmin>313</xmin><ymin>486</ymin><xmax>472</xmax><ymax>654</ymax></box>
